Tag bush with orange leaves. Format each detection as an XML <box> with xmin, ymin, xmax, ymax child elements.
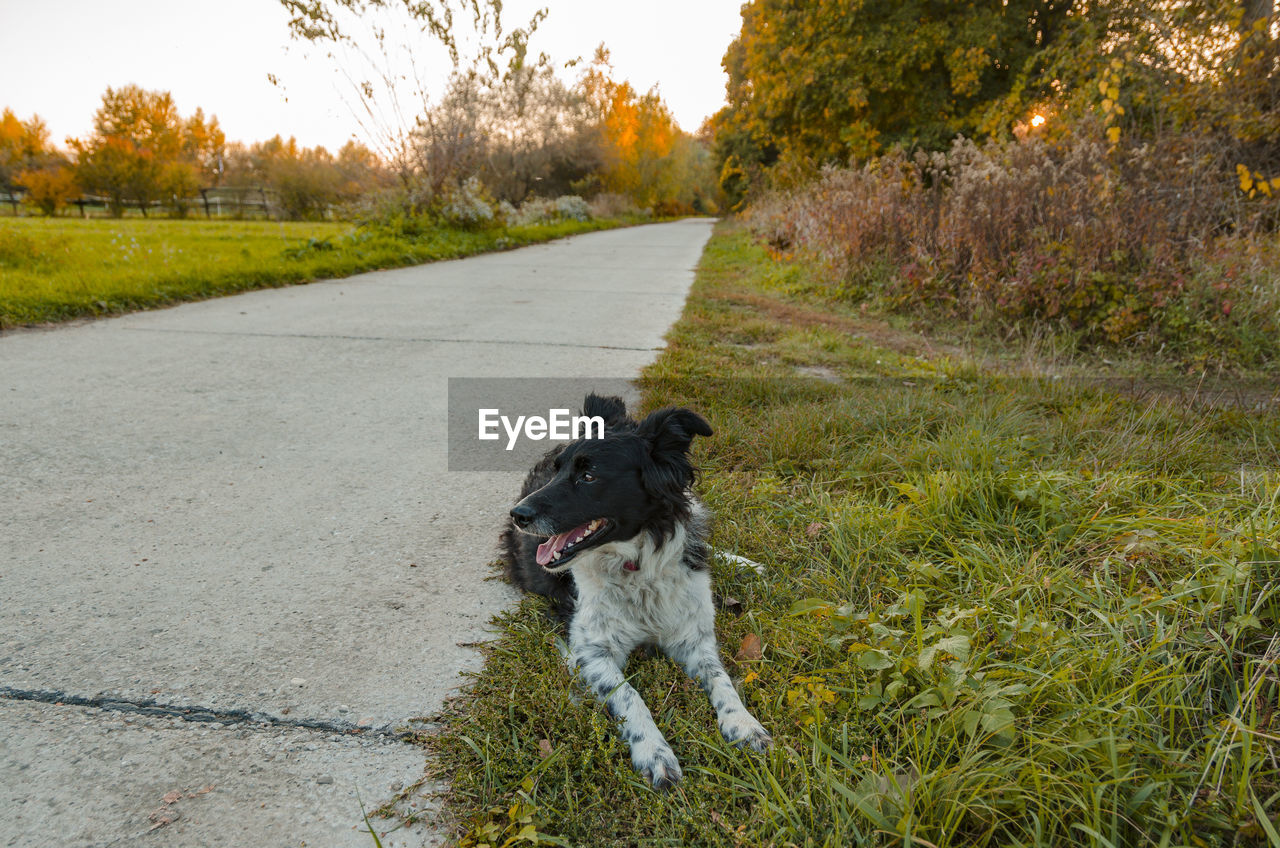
<box><xmin>14</xmin><ymin>166</ymin><xmax>78</xmax><ymax>216</ymax></box>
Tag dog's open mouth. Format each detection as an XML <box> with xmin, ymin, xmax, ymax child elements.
<box><xmin>536</xmin><ymin>518</ymin><xmax>610</xmax><ymax>567</ymax></box>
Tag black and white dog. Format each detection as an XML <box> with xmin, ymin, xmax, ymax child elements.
<box><xmin>501</xmin><ymin>394</ymin><xmax>771</xmax><ymax>789</ymax></box>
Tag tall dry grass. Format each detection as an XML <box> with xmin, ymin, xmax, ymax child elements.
<box><xmin>749</xmin><ymin>132</ymin><xmax>1280</xmax><ymax>367</ymax></box>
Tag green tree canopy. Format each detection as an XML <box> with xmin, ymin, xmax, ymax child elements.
<box><xmin>715</xmin><ymin>0</ymin><xmax>1077</xmax><ymax>173</ymax></box>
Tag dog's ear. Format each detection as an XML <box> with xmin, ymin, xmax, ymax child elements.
<box><xmin>637</xmin><ymin>407</ymin><xmax>713</xmax><ymax>452</ymax></box>
<box><xmin>636</xmin><ymin>408</ymin><xmax>713</xmax><ymax>500</ymax></box>
<box><xmin>582</xmin><ymin>393</ymin><xmax>630</xmax><ymax>429</ymax></box>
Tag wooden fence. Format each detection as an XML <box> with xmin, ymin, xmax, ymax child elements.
<box><xmin>0</xmin><ymin>185</ymin><xmax>326</xmax><ymax>220</ymax></box>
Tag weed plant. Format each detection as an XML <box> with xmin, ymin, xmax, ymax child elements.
<box><xmin>432</xmin><ymin>224</ymin><xmax>1280</xmax><ymax>847</ymax></box>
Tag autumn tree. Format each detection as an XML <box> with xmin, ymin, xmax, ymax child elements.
<box><xmin>477</xmin><ymin>52</ymin><xmax>602</xmax><ymax>202</ymax></box>
<box><xmin>69</xmin><ymin>86</ymin><xmax>225</xmax><ymax>216</ymax></box>
<box><xmin>967</xmin><ymin>0</ymin><xmax>1280</xmax><ymax>208</ymax></box>
<box><xmin>222</xmin><ymin>136</ymin><xmax>386</xmax><ymax>218</ymax></box>
<box><xmin>334</xmin><ymin>140</ymin><xmax>390</xmax><ymax>198</ymax></box>
<box><xmin>575</xmin><ymin>48</ymin><xmax>718</xmax><ymax>213</ymax></box>
<box><xmin>1</xmin><ymin>108</ymin><xmax>54</xmax><ymax>188</ymax></box>
<box><xmin>279</xmin><ymin>2</ymin><xmax>716</xmax><ymax>215</ymax></box>
<box><xmin>1</xmin><ymin>108</ymin><xmax>79</xmax><ymax>216</ymax></box>
<box><xmin>714</xmin><ymin>0</ymin><xmax>1077</xmax><ymax>177</ymax></box>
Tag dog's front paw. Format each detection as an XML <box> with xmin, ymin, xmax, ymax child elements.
<box><xmin>631</xmin><ymin>738</ymin><xmax>683</xmax><ymax>790</ymax></box>
<box><xmin>720</xmin><ymin>712</ymin><xmax>772</xmax><ymax>753</ymax></box>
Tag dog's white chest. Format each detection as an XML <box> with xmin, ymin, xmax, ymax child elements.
<box><xmin>570</xmin><ymin>530</ymin><xmax>714</xmax><ymax>650</ymax></box>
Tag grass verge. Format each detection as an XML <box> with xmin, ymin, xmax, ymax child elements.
<box><xmin>0</xmin><ymin>216</ymin><xmax>642</xmax><ymax>328</ymax></box>
<box><xmin>425</xmin><ymin>221</ymin><xmax>1279</xmax><ymax>847</ymax></box>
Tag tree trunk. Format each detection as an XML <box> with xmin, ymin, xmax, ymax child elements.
<box><xmin>1238</xmin><ymin>0</ymin><xmax>1276</xmax><ymax>115</ymax></box>
<box><xmin>1241</xmin><ymin>0</ymin><xmax>1274</xmax><ymax>32</ymax></box>
<box><xmin>1239</xmin><ymin>0</ymin><xmax>1275</xmax><ymax>60</ymax></box>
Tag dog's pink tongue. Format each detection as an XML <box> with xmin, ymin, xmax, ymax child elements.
<box><xmin>535</xmin><ymin>524</ymin><xmax>589</xmax><ymax>567</ymax></box>
<box><xmin>536</xmin><ymin>531</ymin><xmax>571</xmax><ymax>566</ymax></box>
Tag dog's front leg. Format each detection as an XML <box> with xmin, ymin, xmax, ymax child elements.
<box><xmin>667</xmin><ymin>633</ymin><xmax>772</xmax><ymax>753</ymax></box>
<box><xmin>571</xmin><ymin>641</ymin><xmax>683</xmax><ymax>789</ymax></box>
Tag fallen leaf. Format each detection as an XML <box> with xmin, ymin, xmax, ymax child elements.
<box><xmin>538</xmin><ymin>738</ymin><xmax>553</xmax><ymax>759</ymax></box>
<box><xmin>717</xmin><ymin>594</ymin><xmax>743</xmax><ymax>614</ymax></box>
<box><xmin>736</xmin><ymin>633</ymin><xmax>763</xmax><ymax>662</ymax></box>
<box><xmin>805</xmin><ymin>522</ymin><xmax>824</xmax><ymax>538</ymax></box>
<box><xmin>147</xmin><ymin>808</ymin><xmax>180</xmax><ymax>831</ymax></box>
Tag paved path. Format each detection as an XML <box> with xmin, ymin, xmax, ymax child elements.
<box><xmin>0</xmin><ymin>219</ymin><xmax>714</xmax><ymax>847</ymax></box>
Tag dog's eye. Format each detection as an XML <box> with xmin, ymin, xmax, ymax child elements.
<box><xmin>580</xmin><ymin>471</ymin><xmax>596</xmax><ymax>483</ymax></box>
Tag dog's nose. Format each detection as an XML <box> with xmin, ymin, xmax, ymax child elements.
<box><xmin>510</xmin><ymin>503</ymin><xmax>536</xmax><ymax>528</ymax></box>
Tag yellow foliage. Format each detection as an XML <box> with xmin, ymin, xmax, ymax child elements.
<box><xmin>1236</xmin><ymin>165</ymin><xmax>1277</xmax><ymax>199</ymax></box>
<box><xmin>1097</xmin><ymin>67</ymin><xmax>1123</xmax><ymax>132</ymax></box>
<box><xmin>15</xmin><ymin>166</ymin><xmax>77</xmax><ymax>216</ymax></box>
<box><xmin>1237</xmin><ymin>163</ymin><xmax>1253</xmax><ymax>192</ymax></box>
<box><xmin>948</xmin><ymin>46</ymin><xmax>988</xmax><ymax>97</ymax></box>
<box><xmin>578</xmin><ymin>52</ymin><xmax>699</xmax><ymax>211</ymax></box>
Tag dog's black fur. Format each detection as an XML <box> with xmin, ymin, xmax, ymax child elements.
<box><xmin>500</xmin><ymin>393</ymin><xmax>712</xmax><ymax>621</ymax></box>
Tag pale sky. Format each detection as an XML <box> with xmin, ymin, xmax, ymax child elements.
<box><xmin>0</xmin><ymin>0</ymin><xmax>744</xmax><ymax>152</ymax></box>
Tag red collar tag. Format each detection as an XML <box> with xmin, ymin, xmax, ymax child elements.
<box><xmin>623</xmin><ymin>560</ymin><xmax>639</xmax><ymax>572</ymax></box>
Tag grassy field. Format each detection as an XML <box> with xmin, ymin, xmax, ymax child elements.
<box><xmin>415</xmin><ymin>222</ymin><xmax>1280</xmax><ymax>847</ymax></box>
<box><xmin>0</xmin><ymin>216</ymin><xmax>635</xmax><ymax>328</ymax></box>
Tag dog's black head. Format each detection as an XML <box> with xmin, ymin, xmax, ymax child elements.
<box><xmin>509</xmin><ymin>393</ymin><xmax>712</xmax><ymax>572</ymax></box>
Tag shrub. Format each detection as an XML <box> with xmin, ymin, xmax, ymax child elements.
<box><xmin>588</xmin><ymin>192</ymin><xmax>642</xmax><ymax>219</ymax></box>
<box><xmin>494</xmin><ymin>200</ymin><xmax>518</xmax><ymax>224</ymax></box>
<box><xmin>440</xmin><ymin>176</ymin><xmax>496</xmax><ymax>230</ymax></box>
<box><xmin>553</xmin><ymin>194</ymin><xmax>591</xmax><ymax>222</ymax></box>
<box><xmin>749</xmin><ymin>133</ymin><xmax>1280</xmax><ymax>366</ymax></box>
<box><xmin>347</xmin><ymin>187</ymin><xmax>434</xmax><ymax>237</ymax></box>
<box><xmin>15</xmin><ymin>166</ymin><xmax>78</xmax><ymax>217</ymax></box>
<box><xmin>513</xmin><ymin>195</ymin><xmax>593</xmax><ymax>226</ymax></box>
<box><xmin>513</xmin><ymin>197</ymin><xmax>555</xmax><ymax>225</ymax></box>
<box><xmin>158</xmin><ymin>161</ymin><xmax>201</xmax><ymax>218</ymax></box>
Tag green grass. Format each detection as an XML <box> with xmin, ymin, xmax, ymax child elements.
<box><xmin>422</xmin><ymin>221</ymin><xmax>1280</xmax><ymax>847</ymax></box>
<box><xmin>0</xmin><ymin>216</ymin><xmax>639</xmax><ymax>327</ymax></box>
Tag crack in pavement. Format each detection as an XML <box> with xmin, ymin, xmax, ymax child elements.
<box><xmin>120</xmin><ymin>326</ymin><xmax>659</xmax><ymax>351</ymax></box>
<box><xmin>0</xmin><ymin>686</ymin><xmax>426</xmax><ymax>739</ymax></box>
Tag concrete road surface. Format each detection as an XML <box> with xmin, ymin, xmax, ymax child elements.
<box><xmin>0</xmin><ymin>219</ymin><xmax>714</xmax><ymax>847</ymax></box>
